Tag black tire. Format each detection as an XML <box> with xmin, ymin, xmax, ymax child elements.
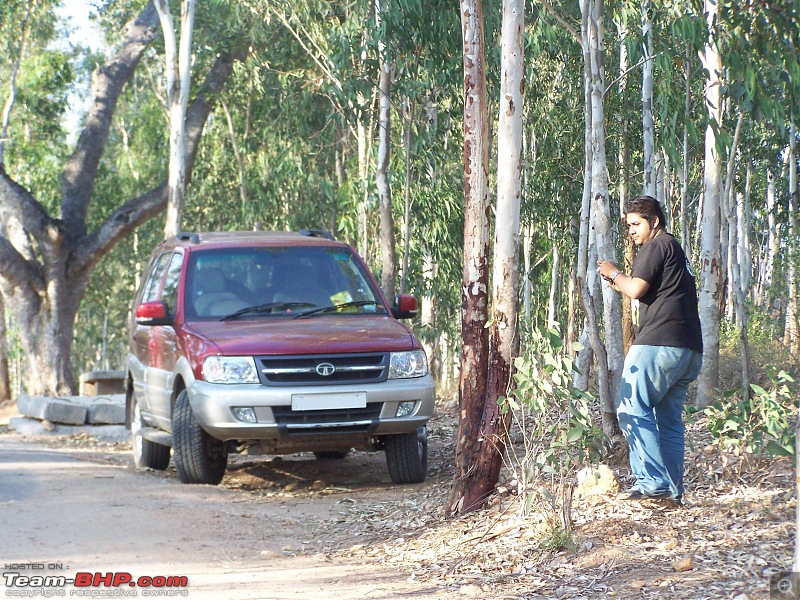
<box><xmin>313</xmin><ymin>450</ymin><xmax>350</xmax><ymax>460</ymax></box>
<box><xmin>384</xmin><ymin>426</ymin><xmax>427</xmax><ymax>484</ymax></box>
<box><xmin>171</xmin><ymin>390</ymin><xmax>228</xmax><ymax>485</ymax></box>
<box><xmin>130</xmin><ymin>396</ymin><xmax>170</xmax><ymax>471</ymax></box>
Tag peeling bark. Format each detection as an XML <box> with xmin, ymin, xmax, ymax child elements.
<box><xmin>449</xmin><ymin>0</ymin><xmax>491</xmax><ymax>516</ymax></box>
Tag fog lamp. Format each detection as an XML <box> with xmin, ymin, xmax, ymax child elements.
<box><xmin>396</xmin><ymin>401</ymin><xmax>416</xmax><ymax>417</ymax></box>
<box><xmin>233</xmin><ymin>407</ymin><xmax>257</xmax><ymax>423</ymax></box>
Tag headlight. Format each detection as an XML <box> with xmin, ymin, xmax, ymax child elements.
<box><xmin>388</xmin><ymin>350</ymin><xmax>428</xmax><ymax>379</ymax></box>
<box><xmin>203</xmin><ymin>356</ymin><xmax>259</xmax><ymax>384</ymax></box>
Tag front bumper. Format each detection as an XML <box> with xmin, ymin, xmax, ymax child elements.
<box><xmin>186</xmin><ymin>374</ymin><xmax>435</xmax><ymax>442</ymax></box>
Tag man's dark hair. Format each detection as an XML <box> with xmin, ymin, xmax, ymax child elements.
<box><xmin>625</xmin><ymin>195</ymin><xmax>666</xmax><ymax>228</ymax></box>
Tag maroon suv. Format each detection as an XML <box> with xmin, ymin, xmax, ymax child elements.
<box><xmin>126</xmin><ymin>230</ymin><xmax>434</xmax><ymax>485</ymax></box>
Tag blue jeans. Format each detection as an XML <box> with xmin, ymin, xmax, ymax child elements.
<box><xmin>616</xmin><ymin>345</ymin><xmax>703</xmax><ymax>499</ymax></box>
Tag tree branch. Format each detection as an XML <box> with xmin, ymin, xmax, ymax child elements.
<box><xmin>59</xmin><ymin>1</ymin><xmax>160</xmax><ymax>237</ymax></box>
<box><xmin>72</xmin><ymin>48</ymin><xmax>246</xmax><ymax>274</ymax></box>
<box><xmin>539</xmin><ymin>0</ymin><xmax>580</xmax><ymax>44</ymax></box>
<box><xmin>0</xmin><ymin>229</ymin><xmax>45</xmax><ymax>295</ymax></box>
<box><xmin>0</xmin><ymin>163</ymin><xmax>54</xmax><ymax>246</ymax></box>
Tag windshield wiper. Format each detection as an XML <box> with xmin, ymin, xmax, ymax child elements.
<box><xmin>220</xmin><ymin>302</ymin><xmax>315</xmax><ymax>321</ymax></box>
<box><xmin>293</xmin><ymin>300</ymin><xmax>381</xmax><ymax>319</ymax></box>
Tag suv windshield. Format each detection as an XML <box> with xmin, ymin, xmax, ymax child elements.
<box><xmin>184</xmin><ymin>246</ymin><xmax>386</xmax><ymax>321</ymax></box>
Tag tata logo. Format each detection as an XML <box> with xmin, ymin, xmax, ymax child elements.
<box><xmin>316</xmin><ymin>363</ymin><xmax>336</xmax><ymax>377</ymax></box>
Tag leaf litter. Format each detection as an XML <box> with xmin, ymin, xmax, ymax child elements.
<box><xmin>14</xmin><ymin>400</ymin><xmax>795</xmax><ymax>600</ymax></box>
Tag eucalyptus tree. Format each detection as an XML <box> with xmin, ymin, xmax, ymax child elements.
<box><xmin>693</xmin><ymin>0</ymin><xmax>800</xmax><ymax>403</ymax></box>
<box><xmin>450</xmin><ymin>0</ymin><xmax>491</xmax><ymax>516</ymax></box>
<box><xmin>154</xmin><ymin>0</ymin><xmax>196</xmax><ymax>239</ymax></box>
<box><xmin>451</xmin><ymin>0</ymin><xmax>525</xmax><ymax>516</ymax></box>
<box><xmin>579</xmin><ymin>0</ymin><xmax>623</xmax><ymax>436</ymax></box>
<box><xmin>695</xmin><ymin>0</ymin><xmax>724</xmax><ymax>407</ymax></box>
<box><xmin>0</xmin><ymin>1</ymin><xmax>249</xmax><ymax>396</ymax></box>
<box><xmin>374</xmin><ymin>0</ymin><xmax>396</xmax><ymax>298</ymax></box>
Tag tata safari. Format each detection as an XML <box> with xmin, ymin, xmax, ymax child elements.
<box><xmin>125</xmin><ymin>230</ymin><xmax>434</xmax><ymax>485</ymax></box>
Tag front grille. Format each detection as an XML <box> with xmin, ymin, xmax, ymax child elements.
<box><xmin>257</xmin><ymin>353</ymin><xmax>388</xmax><ymax>386</ymax></box>
<box><xmin>272</xmin><ymin>404</ymin><xmax>382</xmax><ymax>435</ymax></box>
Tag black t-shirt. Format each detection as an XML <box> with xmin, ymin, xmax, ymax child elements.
<box><xmin>630</xmin><ymin>233</ymin><xmax>703</xmax><ymax>352</ymax></box>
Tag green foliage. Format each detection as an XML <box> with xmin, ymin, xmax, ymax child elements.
<box><xmin>499</xmin><ymin>327</ymin><xmax>604</xmax><ymax>520</ymax></box>
<box><xmin>704</xmin><ymin>367</ymin><xmax>797</xmax><ymax>460</ymax></box>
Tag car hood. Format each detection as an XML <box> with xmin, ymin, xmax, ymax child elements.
<box><xmin>183</xmin><ymin>315</ymin><xmax>417</xmax><ymax>356</ymax></box>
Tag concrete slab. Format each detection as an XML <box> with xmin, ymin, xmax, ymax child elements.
<box><xmin>17</xmin><ymin>395</ymin><xmax>87</xmax><ymax>425</ymax></box>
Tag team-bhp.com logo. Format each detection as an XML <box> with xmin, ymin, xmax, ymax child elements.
<box><xmin>3</xmin><ymin>571</ymin><xmax>189</xmax><ymax>597</ymax></box>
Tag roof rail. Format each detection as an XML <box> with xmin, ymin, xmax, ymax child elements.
<box><xmin>298</xmin><ymin>229</ymin><xmax>335</xmax><ymax>241</ymax></box>
<box><xmin>177</xmin><ymin>231</ymin><xmax>200</xmax><ymax>243</ymax></box>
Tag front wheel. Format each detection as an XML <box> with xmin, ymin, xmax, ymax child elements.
<box><xmin>130</xmin><ymin>396</ymin><xmax>170</xmax><ymax>471</ymax></box>
<box><xmin>384</xmin><ymin>427</ymin><xmax>427</xmax><ymax>484</ymax></box>
<box><xmin>171</xmin><ymin>390</ymin><xmax>227</xmax><ymax>485</ymax></box>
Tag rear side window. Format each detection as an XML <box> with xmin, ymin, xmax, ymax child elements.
<box><xmin>139</xmin><ymin>252</ymin><xmax>171</xmax><ymax>303</ymax></box>
<box><xmin>160</xmin><ymin>252</ymin><xmax>184</xmax><ymax>314</ymax></box>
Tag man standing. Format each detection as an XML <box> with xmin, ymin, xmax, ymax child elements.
<box><xmin>597</xmin><ymin>195</ymin><xmax>702</xmax><ymax>506</ymax></box>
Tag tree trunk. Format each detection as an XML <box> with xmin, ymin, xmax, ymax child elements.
<box><xmin>765</xmin><ymin>171</ymin><xmax>778</xmax><ymax>307</ymax></box>
<box><xmin>785</xmin><ymin>122</ymin><xmax>799</xmax><ymax>352</ymax></box>
<box><xmin>400</xmin><ymin>97</ymin><xmax>413</xmax><ymax>294</ymax></box>
<box><xmin>221</xmin><ymin>100</ymin><xmax>249</xmax><ymax>209</ymax></box>
<box><xmin>641</xmin><ymin>0</ymin><xmax>656</xmax><ymax>198</ymax></box>
<box><xmin>586</xmin><ymin>0</ymin><xmax>622</xmax><ymax>435</ymax></box>
<box><xmin>616</xmin><ymin>17</ymin><xmax>634</xmax><ymax>352</ymax></box>
<box><xmin>566</xmin><ymin>216</ymin><xmax>578</xmax><ymax>352</ymax></box>
<box><xmin>155</xmin><ymin>0</ymin><xmax>196</xmax><ymax>239</ymax></box>
<box><xmin>376</xmin><ymin>60</ymin><xmax>396</xmax><ymax>299</ymax></box>
<box><xmin>547</xmin><ymin>229</ymin><xmax>560</xmax><ymax>329</ymax></box>
<box><xmin>0</xmin><ymin>294</ymin><xmax>12</xmax><ymax>401</ymax></box>
<box><xmin>681</xmin><ymin>43</ymin><xmax>692</xmax><ymax>261</ymax></box>
<box><xmin>696</xmin><ymin>0</ymin><xmax>724</xmax><ymax>408</ymax></box>
<box><xmin>723</xmin><ymin>113</ymin><xmax>744</xmax><ymax>322</ymax></box>
<box><xmin>0</xmin><ymin>0</ymin><xmax>37</xmax><ymax>399</ymax></box>
<box><xmin>730</xmin><ymin>190</ymin><xmax>751</xmax><ymax>397</ymax></box>
<box><xmin>449</xmin><ymin>0</ymin><xmax>491</xmax><ymax>516</ymax></box>
<box><xmin>574</xmin><ymin>0</ymin><xmax>596</xmax><ymax>394</ymax></box>
<box><xmin>0</xmin><ymin>2</ymin><xmax>243</xmax><ymax>396</ymax></box>
<box><xmin>420</xmin><ymin>251</ymin><xmax>438</xmax><ymax>380</ymax></box>
<box><xmin>523</xmin><ymin>223</ymin><xmax>533</xmax><ymax>323</ymax></box>
<box><xmin>478</xmin><ymin>0</ymin><xmax>525</xmax><ymax>507</ymax></box>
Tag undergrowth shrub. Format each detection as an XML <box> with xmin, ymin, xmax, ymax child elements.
<box><xmin>703</xmin><ymin>366</ymin><xmax>797</xmax><ymax>465</ymax></box>
<box><xmin>499</xmin><ymin>326</ymin><xmax>604</xmax><ymax>549</ymax></box>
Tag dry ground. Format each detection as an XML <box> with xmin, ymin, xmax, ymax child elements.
<box><xmin>1</xmin><ymin>397</ymin><xmax>794</xmax><ymax>599</ymax></box>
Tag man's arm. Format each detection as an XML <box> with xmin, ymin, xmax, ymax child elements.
<box><xmin>597</xmin><ymin>260</ymin><xmax>650</xmax><ymax>299</ymax></box>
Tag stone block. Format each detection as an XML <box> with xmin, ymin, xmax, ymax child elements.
<box><xmin>79</xmin><ymin>370</ymin><xmax>126</xmax><ymax>396</ymax></box>
<box><xmin>17</xmin><ymin>395</ymin><xmax>87</xmax><ymax>425</ymax></box>
<box><xmin>87</xmin><ymin>398</ymin><xmax>126</xmax><ymax>425</ymax></box>
<box><xmin>17</xmin><ymin>395</ymin><xmax>50</xmax><ymax>420</ymax></box>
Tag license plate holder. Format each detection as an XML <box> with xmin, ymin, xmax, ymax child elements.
<box><xmin>291</xmin><ymin>392</ymin><xmax>367</xmax><ymax>411</ymax></box>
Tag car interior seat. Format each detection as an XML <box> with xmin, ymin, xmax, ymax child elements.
<box><xmin>193</xmin><ymin>267</ymin><xmax>249</xmax><ymax>317</ymax></box>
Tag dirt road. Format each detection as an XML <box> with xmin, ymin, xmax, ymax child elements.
<box><xmin>0</xmin><ymin>435</ymin><xmax>458</xmax><ymax>600</ymax></box>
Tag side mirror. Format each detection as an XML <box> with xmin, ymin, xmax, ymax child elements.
<box><xmin>391</xmin><ymin>294</ymin><xmax>418</xmax><ymax>320</ymax></box>
<box><xmin>135</xmin><ymin>301</ymin><xmax>173</xmax><ymax>326</ymax></box>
